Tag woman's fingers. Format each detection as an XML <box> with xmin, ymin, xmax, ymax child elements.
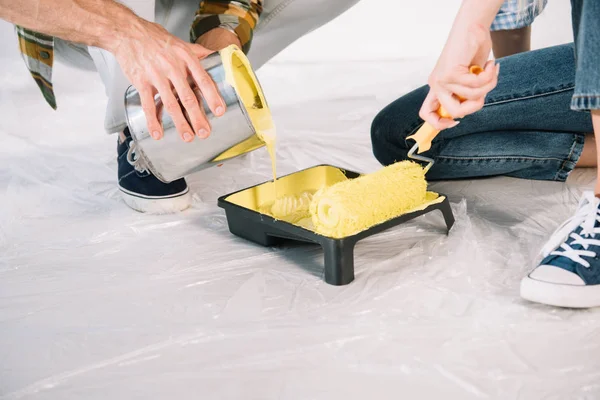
<box><xmin>432</xmin><ymin>60</ymin><xmax>498</xmax><ymax>117</ymax></box>
<box><xmin>443</xmin><ymin>71</ymin><xmax>497</xmax><ymax>101</ymax></box>
<box><xmin>419</xmin><ymin>91</ymin><xmax>460</xmax><ymax>130</ymax></box>
<box><xmin>435</xmin><ymin>90</ymin><xmax>465</xmax><ymax>119</ymax></box>
<box><xmin>438</xmin><ymin>59</ymin><xmax>496</xmax><ymax>89</ymax></box>
<box><xmin>138</xmin><ymin>84</ymin><xmax>163</xmax><ymax>140</ymax></box>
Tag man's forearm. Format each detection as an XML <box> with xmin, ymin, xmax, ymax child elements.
<box><xmin>0</xmin><ymin>0</ymin><xmax>144</xmax><ymax>52</ymax></box>
<box><xmin>195</xmin><ymin>27</ymin><xmax>241</xmax><ymax>51</ymax></box>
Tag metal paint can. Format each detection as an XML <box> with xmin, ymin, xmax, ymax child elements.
<box><xmin>124</xmin><ymin>45</ymin><xmax>269</xmax><ymax>183</ymax></box>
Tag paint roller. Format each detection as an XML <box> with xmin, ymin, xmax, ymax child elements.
<box><xmin>305</xmin><ymin>65</ymin><xmax>484</xmax><ymax>238</ymax></box>
<box><xmin>267</xmin><ymin>66</ymin><xmax>483</xmax><ymax>238</ymax></box>
<box><xmin>309</xmin><ymin>160</ymin><xmax>428</xmax><ymax>238</ymax></box>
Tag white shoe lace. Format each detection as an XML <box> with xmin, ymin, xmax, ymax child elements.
<box><xmin>126</xmin><ymin>141</ymin><xmax>149</xmax><ymax>174</ymax></box>
<box><xmin>540</xmin><ymin>191</ymin><xmax>600</xmax><ymax>268</ymax></box>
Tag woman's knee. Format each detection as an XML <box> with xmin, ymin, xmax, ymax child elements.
<box><xmin>370</xmin><ymin>85</ymin><xmax>430</xmax><ymax>165</ymax></box>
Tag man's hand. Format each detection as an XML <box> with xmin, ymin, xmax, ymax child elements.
<box><xmin>110</xmin><ymin>20</ymin><xmax>227</xmax><ymax>142</ymax></box>
<box><xmin>0</xmin><ymin>0</ymin><xmax>229</xmax><ymax>143</ymax></box>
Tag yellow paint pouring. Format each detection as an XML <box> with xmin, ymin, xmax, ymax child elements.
<box><xmin>220</xmin><ymin>45</ymin><xmax>278</xmax><ymax>194</ymax></box>
<box><xmin>219</xmin><ymin>46</ymin><xmax>439</xmax><ymax>239</ymax></box>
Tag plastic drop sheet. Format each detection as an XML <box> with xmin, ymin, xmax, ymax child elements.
<box><xmin>3</xmin><ymin>33</ymin><xmax>600</xmax><ymax>400</ymax></box>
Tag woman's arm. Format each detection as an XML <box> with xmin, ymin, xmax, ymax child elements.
<box><xmin>420</xmin><ymin>0</ymin><xmax>504</xmax><ymax>130</ymax></box>
<box><xmin>0</xmin><ymin>0</ymin><xmax>226</xmax><ymax>142</ymax></box>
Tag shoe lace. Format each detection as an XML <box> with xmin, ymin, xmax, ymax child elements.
<box><xmin>541</xmin><ymin>191</ymin><xmax>600</xmax><ymax>268</ymax></box>
<box><xmin>126</xmin><ymin>141</ymin><xmax>149</xmax><ymax>174</ymax></box>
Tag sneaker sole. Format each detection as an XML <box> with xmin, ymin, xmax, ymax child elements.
<box><xmin>520</xmin><ymin>276</ymin><xmax>600</xmax><ymax>308</ymax></box>
<box><xmin>119</xmin><ymin>185</ymin><xmax>191</xmax><ymax>214</ymax></box>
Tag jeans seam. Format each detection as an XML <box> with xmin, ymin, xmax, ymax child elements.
<box><xmin>554</xmin><ymin>133</ymin><xmax>583</xmax><ymax>180</ymax></box>
<box><xmin>572</xmin><ymin>94</ymin><xmax>600</xmax><ymax>98</ymax></box>
<box><xmin>485</xmin><ymin>86</ymin><xmax>575</xmax><ymax>107</ymax></box>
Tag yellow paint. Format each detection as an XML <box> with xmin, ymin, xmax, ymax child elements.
<box><xmin>220</xmin><ymin>45</ymin><xmax>278</xmax><ymax>192</ymax></box>
<box><xmin>217</xmin><ymin>46</ymin><xmax>449</xmax><ymax>238</ymax></box>
<box><xmin>211</xmin><ymin>134</ymin><xmax>265</xmax><ymax>162</ymax></box>
<box><xmin>242</xmin><ymin>162</ymin><xmax>440</xmax><ymax>238</ymax></box>
<box><xmin>225</xmin><ymin>165</ymin><xmax>349</xmax><ymax>214</ymax></box>
<box><xmin>261</xmin><ymin>191</ymin><xmax>315</xmax><ymax>224</ymax></box>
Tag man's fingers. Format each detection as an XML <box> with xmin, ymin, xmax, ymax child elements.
<box><xmin>138</xmin><ymin>85</ymin><xmax>163</xmax><ymax>140</ymax></box>
<box><xmin>183</xmin><ymin>50</ymin><xmax>226</xmax><ymax>118</ymax></box>
<box><xmin>155</xmin><ymin>78</ymin><xmax>195</xmax><ymax>142</ymax></box>
<box><xmin>170</xmin><ymin>72</ymin><xmax>211</xmax><ymax>138</ymax></box>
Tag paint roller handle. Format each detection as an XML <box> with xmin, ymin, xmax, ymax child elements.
<box><xmin>406</xmin><ymin>64</ymin><xmax>483</xmax><ymax>153</ymax></box>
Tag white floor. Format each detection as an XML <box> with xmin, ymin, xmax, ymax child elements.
<box><xmin>3</xmin><ymin>2</ymin><xmax>600</xmax><ymax>399</ymax></box>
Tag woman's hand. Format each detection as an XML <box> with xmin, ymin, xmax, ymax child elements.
<box><xmin>110</xmin><ymin>20</ymin><xmax>227</xmax><ymax>142</ymax></box>
<box><xmin>419</xmin><ymin>23</ymin><xmax>500</xmax><ymax>130</ymax></box>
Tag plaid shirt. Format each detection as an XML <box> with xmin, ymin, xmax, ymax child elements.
<box><xmin>490</xmin><ymin>0</ymin><xmax>547</xmax><ymax>31</ymax></box>
<box><xmin>15</xmin><ymin>0</ymin><xmax>262</xmax><ymax>110</ymax></box>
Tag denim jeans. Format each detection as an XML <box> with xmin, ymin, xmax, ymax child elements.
<box><xmin>371</xmin><ymin>0</ymin><xmax>598</xmax><ymax>182</ymax></box>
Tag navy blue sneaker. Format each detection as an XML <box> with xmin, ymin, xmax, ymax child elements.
<box><xmin>521</xmin><ymin>191</ymin><xmax>600</xmax><ymax>308</ymax></box>
<box><xmin>117</xmin><ymin>128</ymin><xmax>191</xmax><ymax>214</ymax></box>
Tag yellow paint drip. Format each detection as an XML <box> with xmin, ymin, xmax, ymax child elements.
<box><xmin>220</xmin><ymin>45</ymin><xmax>278</xmax><ymax>194</ymax></box>
<box><xmin>261</xmin><ymin>191</ymin><xmax>315</xmax><ymax>224</ymax></box>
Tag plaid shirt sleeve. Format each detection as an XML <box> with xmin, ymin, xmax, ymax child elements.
<box><xmin>190</xmin><ymin>0</ymin><xmax>263</xmax><ymax>54</ymax></box>
<box><xmin>15</xmin><ymin>25</ymin><xmax>57</xmax><ymax>110</ymax></box>
<box><xmin>490</xmin><ymin>0</ymin><xmax>547</xmax><ymax>31</ymax></box>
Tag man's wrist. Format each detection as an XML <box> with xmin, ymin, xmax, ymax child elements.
<box><xmin>195</xmin><ymin>27</ymin><xmax>242</xmax><ymax>51</ymax></box>
<box><xmin>96</xmin><ymin>3</ymin><xmax>146</xmax><ymax>53</ymax></box>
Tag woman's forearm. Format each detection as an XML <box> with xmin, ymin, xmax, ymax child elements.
<box><xmin>0</xmin><ymin>0</ymin><xmax>144</xmax><ymax>52</ymax></box>
<box><xmin>451</xmin><ymin>0</ymin><xmax>506</xmax><ymax>33</ymax></box>
<box><xmin>420</xmin><ymin>0</ymin><xmax>504</xmax><ymax>128</ymax></box>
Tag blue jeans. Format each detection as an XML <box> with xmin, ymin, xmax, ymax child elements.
<box><xmin>371</xmin><ymin>0</ymin><xmax>598</xmax><ymax>182</ymax></box>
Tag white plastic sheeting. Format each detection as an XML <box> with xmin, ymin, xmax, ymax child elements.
<box><xmin>2</xmin><ymin>4</ymin><xmax>600</xmax><ymax>399</ymax></box>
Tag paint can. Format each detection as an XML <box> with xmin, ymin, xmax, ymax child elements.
<box><xmin>124</xmin><ymin>45</ymin><xmax>272</xmax><ymax>183</ymax></box>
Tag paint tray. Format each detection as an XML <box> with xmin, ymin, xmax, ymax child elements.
<box><xmin>217</xmin><ymin>165</ymin><xmax>455</xmax><ymax>285</ymax></box>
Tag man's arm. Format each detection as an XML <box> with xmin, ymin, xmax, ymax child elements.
<box><xmin>191</xmin><ymin>0</ymin><xmax>262</xmax><ymax>53</ymax></box>
<box><xmin>0</xmin><ymin>0</ymin><xmax>226</xmax><ymax>142</ymax></box>
<box><xmin>1</xmin><ymin>0</ymin><xmax>138</xmax><ymax>52</ymax></box>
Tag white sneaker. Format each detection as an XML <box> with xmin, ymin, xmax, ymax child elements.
<box><xmin>521</xmin><ymin>191</ymin><xmax>600</xmax><ymax>308</ymax></box>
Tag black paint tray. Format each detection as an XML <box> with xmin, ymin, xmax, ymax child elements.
<box><xmin>217</xmin><ymin>164</ymin><xmax>455</xmax><ymax>286</ymax></box>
